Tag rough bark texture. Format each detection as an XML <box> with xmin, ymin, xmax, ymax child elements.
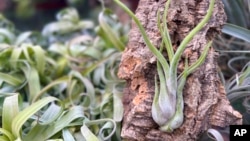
<box><xmin>118</xmin><ymin>0</ymin><xmax>242</xmax><ymax>140</ymax></box>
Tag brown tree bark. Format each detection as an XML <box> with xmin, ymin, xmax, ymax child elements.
<box><xmin>117</xmin><ymin>0</ymin><xmax>242</xmax><ymax>140</ymax></box>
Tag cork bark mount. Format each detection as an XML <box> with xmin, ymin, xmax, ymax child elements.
<box><xmin>117</xmin><ymin>0</ymin><xmax>242</xmax><ymax>140</ymax></box>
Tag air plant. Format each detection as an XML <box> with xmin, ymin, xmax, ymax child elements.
<box><xmin>114</xmin><ymin>0</ymin><xmax>214</xmax><ymax>132</ymax></box>
<box><xmin>0</xmin><ymin>6</ymin><xmax>127</xmax><ymax>140</ymax></box>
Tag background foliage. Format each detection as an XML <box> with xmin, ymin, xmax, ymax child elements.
<box><xmin>0</xmin><ymin>1</ymin><xmax>128</xmax><ymax>140</ymax></box>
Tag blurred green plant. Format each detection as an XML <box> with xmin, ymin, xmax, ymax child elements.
<box><xmin>13</xmin><ymin>0</ymin><xmax>86</xmax><ymax>18</ymax></box>
<box><xmin>14</xmin><ymin>0</ymin><xmax>35</xmax><ymax>18</ymax></box>
<box><xmin>0</xmin><ymin>6</ymin><xmax>127</xmax><ymax>141</ymax></box>
<box><xmin>42</xmin><ymin>8</ymin><xmax>94</xmax><ymax>43</ymax></box>
<box><xmin>218</xmin><ymin>0</ymin><xmax>250</xmax><ymax>117</ymax></box>
<box><xmin>206</xmin><ymin>0</ymin><xmax>250</xmax><ymax>140</ymax></box>
<box><xmin>222</xmin><ymin>0</ymin><xmax>250</xmax><ymax>28</ymax></box>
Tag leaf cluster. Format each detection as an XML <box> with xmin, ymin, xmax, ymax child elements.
<box><xmin>0</xmin><ymin>6</ymin><xmax>127</xmax><ymax>141</ymax></box>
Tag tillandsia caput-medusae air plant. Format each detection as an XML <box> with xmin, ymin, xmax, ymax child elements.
<box><xmin>114</xmin><ymin>0</ymin><xmax>214</xmax><ymax>132</ymax></box>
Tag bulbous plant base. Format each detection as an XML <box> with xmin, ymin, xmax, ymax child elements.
<box><xmin>118</xmin><ymin>0</ymin><xmax>242</xmax><ymax>140</ymax></box>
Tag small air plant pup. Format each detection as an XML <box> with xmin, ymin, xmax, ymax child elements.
<box><xmin>114</xmin><ymin>0</ymin><xmax>214</xmax><ymax>132</ymax></box>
